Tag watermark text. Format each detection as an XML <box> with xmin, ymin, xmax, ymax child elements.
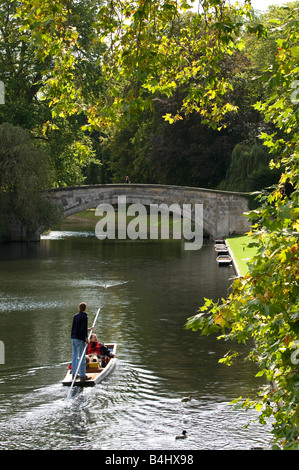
<box><xmin>95</xmin><ymin>196</ymin><xmax>203</xmax><ymax>251</ymax></box>
<box><xmin>0</xmin><ymin>340</ymin><xmax>4</xmax><ymax>364</ymax></box>
<box><xmin>291</xmin><ymin>80</ymin><xmax>299</xmax><ymax>105</ymax></box>
<box><xmin>0</xmin><ymin>81</ymin><xmax>4</xmax><ymax>104</ymax></box>
<box><xmin>291</xmin><ymin>340</ymin><xmax>299</xmax><ymax>365</ymax></box>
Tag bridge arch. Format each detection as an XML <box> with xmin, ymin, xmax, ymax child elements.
<box><xmin>49</xmin><ymin>184</ymin><xmax>251</xmax><ymax>240</ymax></box>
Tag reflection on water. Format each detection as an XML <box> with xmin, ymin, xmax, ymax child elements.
<box><xmin>42</xmin><ymin>230</ymin><xmax>95</xmax><ymax>239</ymax></box>
<box><xmin>0</xmin><ymin>223</ymin><xmax>273</xmax><ymax>450</ymax></box>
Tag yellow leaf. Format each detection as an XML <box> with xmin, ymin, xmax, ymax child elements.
<box><xmin>215</xmin><ymin>314</ymin><xmax>229</xmax><ymax>328</ymax></box>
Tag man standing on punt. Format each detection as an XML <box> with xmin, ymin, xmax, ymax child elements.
<box><xmin>71</xmin><ymin>302</ymin><xmax>92</xmax><ymax>382</ymax></box>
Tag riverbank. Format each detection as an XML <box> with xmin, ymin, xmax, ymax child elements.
<box><xmin>226</xmin><ymin>235</ymin><xmax>258</xmax><ymax>277</ymax></box>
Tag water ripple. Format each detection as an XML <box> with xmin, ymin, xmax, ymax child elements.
<box><xmin>0</xmin><ymin>359</ymin><xmax>273</xmax><ymax>450</ymax></box>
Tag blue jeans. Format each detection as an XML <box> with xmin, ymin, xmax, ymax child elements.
<box><xmin>72</xmin><ymin>338</ymin><xmax>87</xmax><ymax>378</ymax></box>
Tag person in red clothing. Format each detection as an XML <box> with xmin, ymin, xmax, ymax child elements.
<box><xmin>86</xmin><ymin>333</ymin><xmax>115</xmax><ymax>366</ymax></box>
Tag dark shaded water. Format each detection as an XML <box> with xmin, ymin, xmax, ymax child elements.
<box><xmin>0</xmin><ymin>220</ymin><xmax>272</xmax><ymax>450</ymax></box>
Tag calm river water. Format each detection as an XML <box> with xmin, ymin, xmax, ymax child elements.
<box><xmin>0</xmin><ymin>218</ymin><xmax>273</xmax><ymax>450</ymax></box>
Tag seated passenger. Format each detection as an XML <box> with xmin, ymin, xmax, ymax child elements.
<box><xmin>87</xmin><ymin>333</ymin><xmax>115</xmax><ymax>359</ymax></box>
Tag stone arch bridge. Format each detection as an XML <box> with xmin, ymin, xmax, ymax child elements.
<box><xmin>49</xmin><ymin>184</ymin><xmax>251</xmax><ymax>240</ymax></box>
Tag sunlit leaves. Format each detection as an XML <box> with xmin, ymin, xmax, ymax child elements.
<box><xmin>17</xmin><ymin>0</ymin><xmax>81</xmax><ymax>121</ymax></box>
<box><xmin>186</xmin><ymin>5</ymin><xmax>299</xmax><ymax>444</ymax></box>
<box><xmin>16</xmin><ymin>0</ymin><xmax>262</xmax><ymax>132</ymax></box>
<box><xmin>17</xmin><ymin>0</ymin><xmax>257</xmax><ymax>131</ymax></box>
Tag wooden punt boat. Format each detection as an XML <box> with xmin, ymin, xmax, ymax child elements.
<box><xmin>215</xmin><ymin>244</ymin><xmax>228</xmax><ymax>254</ymax></box>
<box><xmin>216</xmin><ymin>254</ymin><xmax>232</xmax><ymax>265</ymax></box>
<box><xmin>62</xmin><ymin>343</ymin><xmax>117</xmax><ymax>387</ymax></box>
<box><xmin>214</xmin><ymin>239</ymin><xmax>225</xmax><ymax>245</ymax></box>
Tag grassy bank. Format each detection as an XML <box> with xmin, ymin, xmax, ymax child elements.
<box><xmin>226</xmin><ymin>235</ymin><xmax>258</xmax><ymax>277</ymax></box>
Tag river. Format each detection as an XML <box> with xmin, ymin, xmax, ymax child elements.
<box><xmin>0</xmin><ymin>216</ymin><xmax>273</xmax><ymax>450</ymax></box>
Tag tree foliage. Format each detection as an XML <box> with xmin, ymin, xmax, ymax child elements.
<box><xmin>0</xmin><ymin>0</ymin><xmax>105</xmax><ymax>186</ymax></box>
<box><xmin>218</xmin><ymin>142</ymin><xmax>281</xmax><ymax>191</ymax></box>
<box><xmin>0</xmin><ymin>123</ymin><xmax>60</xmax><ymax>241</ymax></box>
<box><xmin>90</xmin><ymin>0</ymin><xmax>264</xmax><ymax>130</ymax></box>
<box><xmin>17</xmin><ymin>0</ymin><xmax>265</xmax><ymax>131</ymax></box>
<box><xmin>186</xmin><ymin>3</ymin><xmax>299</xmax><ymax>449</ymax></box>
<box><xmin>101</xmin><ymin>5</ymin><xmax>269</xmax><ymax>187</ymax></box>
